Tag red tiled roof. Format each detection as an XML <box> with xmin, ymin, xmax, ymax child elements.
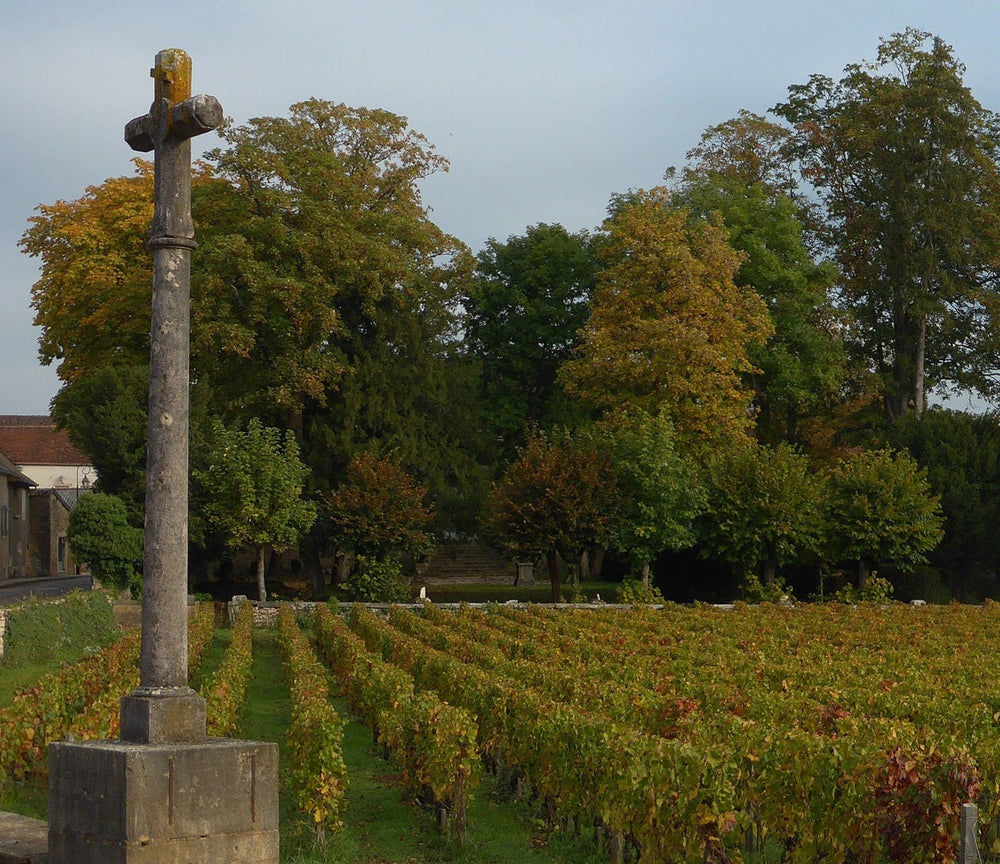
<box><xmin>0</xmin><ymin>416</ymin><xmax>90</xmax><ymax>467</ymax></box>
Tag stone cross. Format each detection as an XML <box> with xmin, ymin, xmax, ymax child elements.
<box><xmin>120</xmin><ymin>49</ymin><xmax>222</xmax><ymax>744</ymax></box>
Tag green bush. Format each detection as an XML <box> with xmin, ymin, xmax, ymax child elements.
<box><xmin>346</xmin><ymin>556</ymin><xmax>411</xmax><ymax>603</ymax></box>
<box><xmin>742</xmin><ymin>572</ymin><xmax>795</xmax><ymax>604</ymax></box>
<box><xmin>68</xmin><ymin>493</ymin><xmax>143</xmax><ymax>596</ymax></box>
<box><xmin>617</xmin><ymin>578</ymin><xmax>665</xmax><ymax>605</ymax></box>
<box><xmin>2</xmin><ymin>590</ymin><xmax>119</xmax><ymax>666</ymax></box>
<box><xmin>835</xmin><ymin>573</ymin><xmax>895</xmax><ymax>604</ymax></box>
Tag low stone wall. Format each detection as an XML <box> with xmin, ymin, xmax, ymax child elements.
<box><xmin>0</xmin><ymin>608</ymin><xmax>6</xmax><ymax>660</ymax></box>
<box><xmin>227</xmin><ymin>596</ymin><xmax>313</xmax><ymax>628</ymax></box>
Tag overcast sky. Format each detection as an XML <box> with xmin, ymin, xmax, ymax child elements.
<box><xmin>4</xmin><ymin>1</ymin><xmax>1000</xmax><ymax>415</ymax></box>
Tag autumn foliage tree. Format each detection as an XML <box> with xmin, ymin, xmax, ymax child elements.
<box><xmin>559</xmin><ymin>188</ymin><xmax>772</xmax><ymax>450</ymax></box>
<box><xmin>674</xmin><ymin>118</ymin><xmax>845</xmax><ymax>444</ymax></box>
<box><xmin>325</xmin><ymin>452</ymin><xmax>434</xmax><ymax>563</ymax></box>
<box><xmin>20</xmin><ymin>162</ymin><xmax>158</xmax><ymax>383</ymax></box>
<box><xmin>485</xmin><ymin>428</ymin><xmax>621</xmax><ymax>601</ymax></box>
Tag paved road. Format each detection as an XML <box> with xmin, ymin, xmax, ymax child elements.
<box><xmin>0</xmin><ymin>574</ymin><xmax>93</xmax><ymax>605</ymax></box>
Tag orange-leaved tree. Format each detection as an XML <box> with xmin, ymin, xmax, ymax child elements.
<box><xmin>485</xmin><ymin>427</ymin><xmax>620</xmax><ymax>601</ymax></box>
<box><xmin>559</xmin><ymin>187</ymin><xmax>772</xmax><ymax>451</ymax></box>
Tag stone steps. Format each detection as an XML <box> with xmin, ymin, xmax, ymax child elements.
<box><xmin>417</xmin><ymin>542</ymin><xmax>520</xmax><ymax>584</ymax></box>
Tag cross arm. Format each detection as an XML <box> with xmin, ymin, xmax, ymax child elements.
<box><xmin>125</xmin><ymin>93</ymin><xmax>224</xmax><ymax>152</ymax></box>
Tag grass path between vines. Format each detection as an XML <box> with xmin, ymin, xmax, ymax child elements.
<box><xmin>245</xmin><ymin>629</ymin><xmax>607</xmax><ymax>864</ymax></box>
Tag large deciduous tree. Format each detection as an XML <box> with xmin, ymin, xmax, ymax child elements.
<box><xmin>774</xmin><ymin>29</ymin><xmax>1000</xmax><ymax>420</ymax></box>
<box><xmin>196</xmin><ymin>419</ymin><xmax>316</xmax><ymax>602</ymax></box>
<box><xmin>20</xmin><ymin>162</ymin><xmax>158</xmax><ymax>383</ymax></box>
<box><xmin>699</xmin><ymin>441</ymin><xmax>825</xmax><ymax>588</ymax></box>
<box><xmin>822</xmin><ymin>448</ymin><xmax>944</xmax><ymax>588</ymax></box>
<box><xmin>485</xmin><ymin>428</ymin><xmax>620</xmax><ymax>601</ymax></box>
<box><xmin>194</xmin><ymin>99</ymin><xmax>469</xmax><ymax>424</ymax></box>
<box><xmin>559</xmin><ymin>188</ymin><xmax>773</xmax><ymax>449</ymax></box>
<box><xmin>674</xmin><ymin>115</ymin><xmax>845</xmax><ymax>444</ymax></box>
<box><xmin>465</xmin><ymin>223</ymin><xmax>596</xmax><ymax>458</ymax></box>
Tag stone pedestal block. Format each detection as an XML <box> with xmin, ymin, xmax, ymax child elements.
<box><xmin>120</xmin><ymin>689</ymin><xmax>206</xmax><ymax>744</ymax></box>
<box><xmin>47</xmin><ymin>738</ymin><xmax>278</xmax><ymax>864</ymax></box>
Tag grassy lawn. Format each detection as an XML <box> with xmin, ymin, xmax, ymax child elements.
<box><xmin>332</xmin><ymin>581</ymin><xmax>621</xmax><ymax>606</ymax></box>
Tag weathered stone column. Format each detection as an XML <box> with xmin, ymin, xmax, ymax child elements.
<box><xmin>117</xmin><ymin>47</ymin><xmax>222</xmax><ymax>744</ymax></box>
<box><xmin>47</xmin><ymin>50</ymin><xmax>278</xmax><ymax>864</ymax></box>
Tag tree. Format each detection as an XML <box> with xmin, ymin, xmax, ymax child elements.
<box><xmin>465</xmin><ymin>223</ymin><xmax>596</xmax><ymax>457</ymax></box>
<box><xmin>559</xmin><ymin>188</ymin><xmax>773</xmax><ymax>449</ymax></box>
<box><xmin>195</xmin><ymin>419</ymin><xmax>316</xmax><ymax>601</ymax></box>
<box><xmin>325</xmin><ymin>452</ymin><xmax>434</xmax><ymax>563</ymax></box>
<box><xmin>195</xmin><ymin>99</ymin><xmax>467</xmax><ymax>423</ymax></box>
<box><xmin>599</xmin><ymin>409</ymin><xmax>705</xmax><ymax>586</ymax></box>
<box><xmin>681</xmin><ymin>109</ymin><xmax>799</xmax><ymax>195</ymax></box>
<box><xmin>674</xmin><ymin>124</ymin><xmax>845</xmax><ymax>444</ymax></box>
<box><xmin>23</xmin><ymin>100</ymin><xmax>488</xmax><ymax>563</ymax></box>
<box><xmin>699</xmin><ymin>441</ymin><xmax>825</xmax><ymax>587</ymax></box>
<box><xmin>774</xmin><ymin>29</ymin><xmax>1000</xmax><ymax>420</ymax></box>
<box><xmin>50</xmin><ymin>365</ymin><xmax>150</xmax><ymax>519</ymax></box>
<box><xmin>485</xmin><ymin>428</ymin><xmax>621</xmax><ymax>601</ymax></box>
<box><xmin>822</xmin><ymin>448</ymin><xmax>944</xmax><ymax>588</ymax></box>
<box><xmin>20</xmin><ymin>162</ymin><xmax>157</xmax><ymax>384</ymax></box>
<box><xmin>890</xmin><ymin>409</ymin><xmax>1000</xmax><ymax>600</ymax></box>
<box><xmin>68</xmin><ymin>492</ymin><xmax>143</xmax><ymax>596</ymax></box>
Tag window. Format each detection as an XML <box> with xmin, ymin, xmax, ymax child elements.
<box><xmin>1</xmin><ymin>505</ymin><xmax>8</xmax><ymax>538</ymax></box>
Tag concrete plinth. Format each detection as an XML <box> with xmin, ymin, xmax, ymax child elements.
<box><xmin>47</xmin><ymin>738</ymin><xmax>278</xmax><ymax>864</ymax></box>
<box><xmin>119</xmin><ymin>689</ymin><xmax>206</xmax><ymax>745</ymax></box>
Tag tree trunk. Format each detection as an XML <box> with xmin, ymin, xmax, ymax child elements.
<box><xmin>639</xmin><ymin>561</ymin><xmax>651</xmax><ymax>589</ymax></box>
<box><xmin>589</xmin><ymin>548</ymin><xmax>605</xmax><ymax>580</ymax></box>
<box><xmin>858</xmin><ymin>558</ymin><xmax>871</xmax><ymax>590</ymax></box>
<box><xmin>887</xmin><ymin>302</ymin><xmax>927</xmax><ymax>421</ymax></box>
<box><xmin>302</xmin><ymin>545</ymin><xmax>324</xmax><ymax>597</ymax></box>
<box><xmin>256</xmin><ymin>546</ymin><xmax>268</xmax><ymax>602</ymax></box>
<box><xmin>579</xmin><ymin>549</ymin><xmax>589</xmax><ymax>585</ymax></box>
<box><xmin>913</xmin><ymin>313</ymin><xmax>926</xmax><ymax>418</ymax></box>
<box><xmin>547</xmin><ymin>549</ymin><xmax>562</xmax><ymax>602</ymax></box>
<box><xmin>335</xmin><ymin>550</ymin><xmax>354</xmax><ymax>585</ymax></box>
<box><xmin>763</xmin><ymin>557</ymin><xmax>777</xmax><ymax>587</ymax></box>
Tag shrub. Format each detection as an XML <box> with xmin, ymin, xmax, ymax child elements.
<box><xmin>68</xmin><ymin>493</ymin><xmax>143</xmax><ymax>596</ymax></box>
<box><xmin>742</xmin><ymin>572</ymin><xmax>795</xmax><ymax>604</ymax></box>
<box><xmin>617</xmin><ymin>578</ymin><xmax>665</xmax><ymax>605</ymax></box>
<box><xmin>346</xmin><ymin>555</ymin><xmax>411</xmax><ymax>603</ymax></box>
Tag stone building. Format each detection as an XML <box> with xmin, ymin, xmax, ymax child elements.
<box><xmin>0</xmin><ymin>416</ymin><xmax>95</xmax><ymax>578</ymax></box>
<box><xmin>0</xmin><ymin>451</ymin><xmax>35</xmax><ymax>579</ymax></box>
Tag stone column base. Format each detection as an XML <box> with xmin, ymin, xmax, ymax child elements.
<box><xmin>48</xmin><ymin>738</ymin><xmax>278</xmax><ymax>864</ymax></box>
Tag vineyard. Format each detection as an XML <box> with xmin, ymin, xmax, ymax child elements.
<box><xmin>3</xmin><ymin>600</ymin><xmax>1000</xmax><ymax>863</ymax></box>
